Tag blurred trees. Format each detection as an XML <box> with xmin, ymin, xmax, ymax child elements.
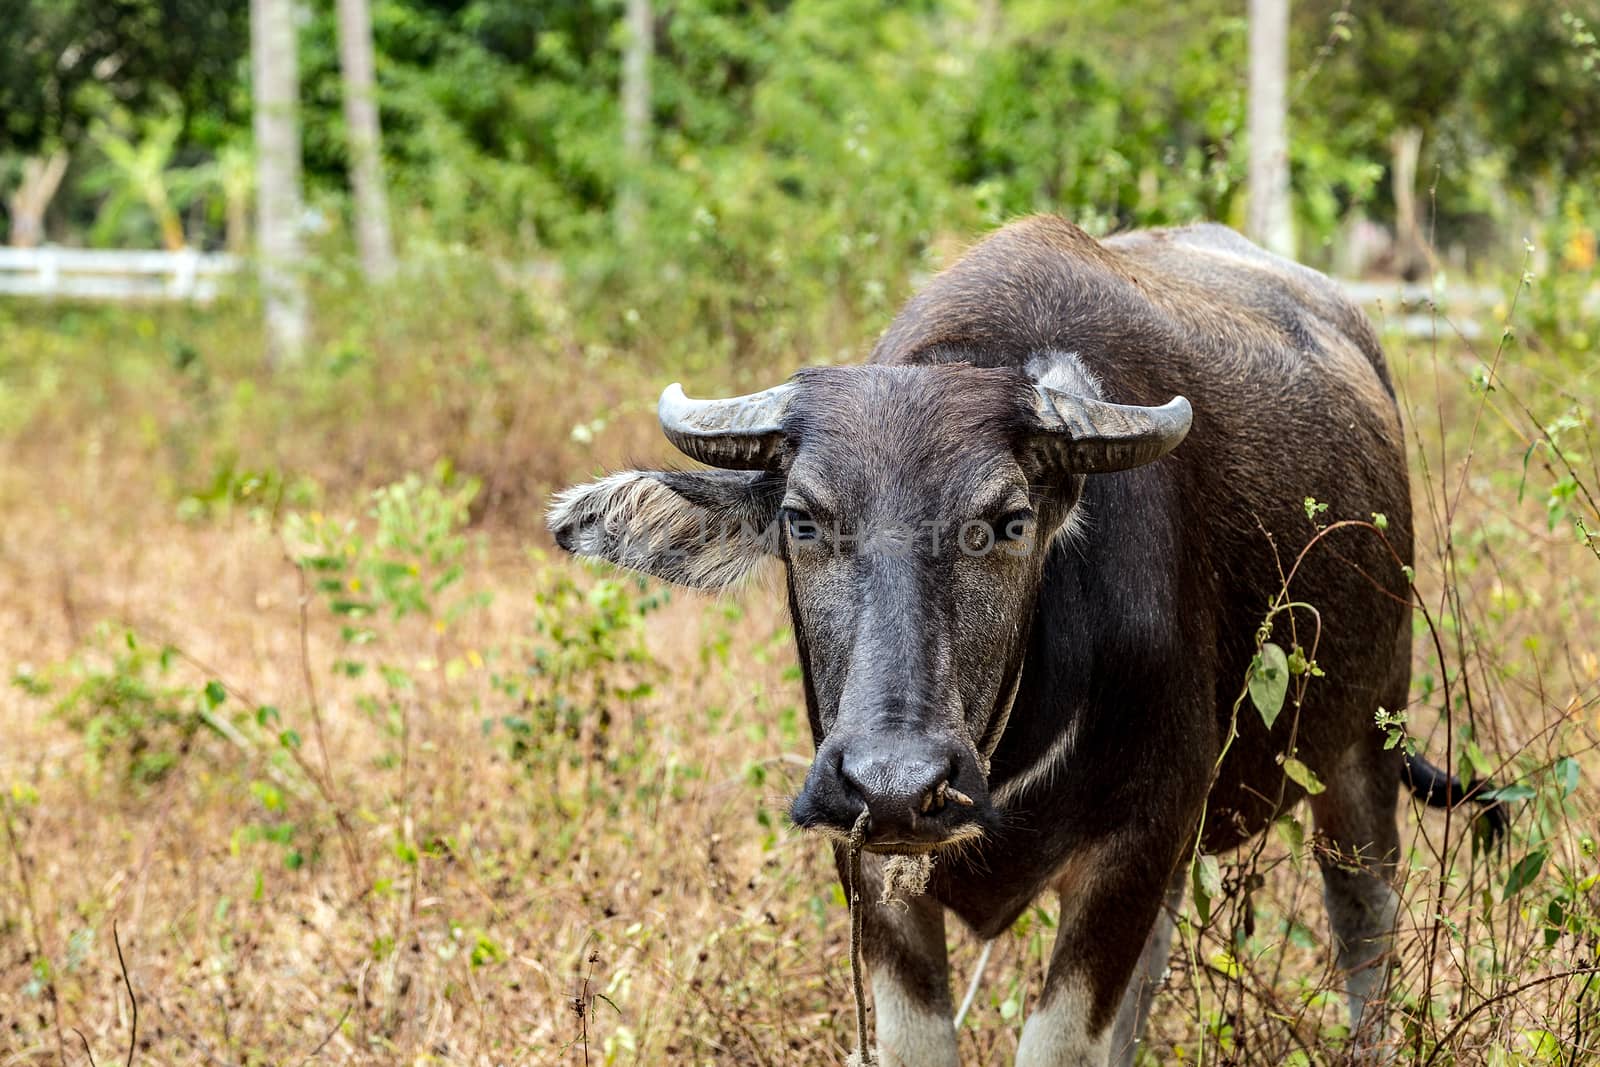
<box><xmin>1477</xmin><ymin>6</ymin><xmax>1600</xmax><ymax>192</ymax></box>
<box><xmin>0</xmin><ymin>0</ymin><xmax>1595</xmax><ymax>287</ymax></box>
<box><xmin>0</xmin><ymin>0</ymin><xmax>249</xmax><ymax>244</ymax></box>
<box><xmin>616</xmin><ymin>0</ymin><xmax>653</xmax><ymax>241</ymax></box>
<box><xmin>1307</xmin><ymin>0</ymin><xmax>1487</xmax><ymax>275</ymax></box>
<box><xmin>336</xmin><ymin>0</ymin><xmax>398</xmax><ymax>280</ymax></box>
<box><xmin>4</xmin><ymin>154</ymin><xmax>67</xmax><ymax>248</ymax></box>
<box><xmin>252</xmin><ymin>0</ymin><xmax>310</xmax><ymax>365</ymax></box>
<box><xmin>1248</xmin><ymin>0</ymin><xmax>1293</xmax><ymax>257</ymax></box>
<box><xmin>82</xmin><ymin>107</ymin><xmax>200</xmax><ymax>250</ymax></box>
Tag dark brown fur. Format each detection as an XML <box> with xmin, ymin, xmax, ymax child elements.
<box><xmin>550</xmin><ymin>215</ymin><xmax>1442</xmax><ymax>1062</ymax></box>
<box><xmin>865</xmin><ymin>216</ymin><xmax>1414</xmax><ymax>1030</ymax></box>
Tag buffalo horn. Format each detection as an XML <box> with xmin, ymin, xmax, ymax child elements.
<box><xmin>1032</xmin><ymin>388</ymin><xmax>1193</xmax><ymax>474</ymax></box>
<box><xmin>658</xmin><ymin>381</ymin><xmax>795</xmax><ymax>470</ymax></box>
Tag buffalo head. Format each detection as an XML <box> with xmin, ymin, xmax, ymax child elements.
<box><xmin>548</xmin><ymin>357</ymin><xmax>1190</xmax><ymax>853</ymax></box>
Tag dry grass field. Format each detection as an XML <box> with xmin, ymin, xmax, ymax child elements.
<box><xmin>1</xmin><ymin>277</ymin><xmax>1597</xmax><ymax>1065</ymax></box>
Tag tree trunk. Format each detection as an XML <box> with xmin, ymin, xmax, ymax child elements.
<box><xmin>226</xmin><ymin>191</ymin><xmax>250</xmax><ymax>255</ymax></box>
<box><xmin>975</xmin><ymin>0</ymin><xmax>1001</xmax><ymax>44</ymax></box>
<box><xmin>1247</xmin><ymin>0</ymin><xmax>1295</xmax><ymax>258</ymax></box>
<box><xmin>336</xmin><ymin>0</ymin><xmax>396</xmax><ymax>282</ymax></box>
<box><xmin>616</xmin><ymin>0</ymin><xmax>652</xmax><ymax>241</ymax></box>
<box><xmin>1390</xmin><ymin>125</ymin><xmax>1433</xmax><ymax>281</ymax></box>
<box><xmin>6</xmin><ymin>151</ymin><xmax>69</xmax><ymax>248</ymax></box>
<box><xmin>149</xmin><ymin>183</ymin><xmax>186</xmax><ymax>251</ymax></box>
<box><xmin>251</xmin><ymin>0</ymin><xmax>308</xmax><ymax>367</ymax></box>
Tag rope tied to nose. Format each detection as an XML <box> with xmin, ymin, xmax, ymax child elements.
<box><xmin>846</xmin><ymin>807</ymin><xmax>876</xmax><ymax>1067</ymax></box>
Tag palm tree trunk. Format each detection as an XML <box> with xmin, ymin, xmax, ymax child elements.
<box><xmin>148</xmin><ymin>183</ymin><xmax>186</xmax><ymax>251</ymax></box>
<box><xmin>6</xmin><ymin>151</ymin><xmax>69</xmax><ymax>248</ymax></box>
<box><xmin>1390</xmin><ymin>126</ymin><xmax>1433</xmax><ymax>280</ymax></box>
<box><xmin>226</xmin><ymin>197</ymin><xmax>250</xmax><ymax>255</ymax></box>
<box><xmin>251</xmin><ymin>0</ymin><xmax>309</xmax><ymax>367</ymax></box>
<box><xmin>616</xmin><ymin>0</ymin><xmax>652</xmax><ymax>241</ymax></box>
<box><xmin>1247</xmin><ymin>0</ymin><xmax>1295</xmax><ymax>258</ymax></box>
<box><xmin>336</xmin><ymin>0</ymin><xmax>396</xmax><ymax>282</ymax></box>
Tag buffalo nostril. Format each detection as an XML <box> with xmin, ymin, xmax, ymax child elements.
<box><xmin>913</xmin><ymin>778</ymin><xmax>973</xmax><ymax>817</ymax></box>
<box><xmin>919</xmin><ymin>779</ymin><xmax>953</xmax><ymax>815</ymax></box>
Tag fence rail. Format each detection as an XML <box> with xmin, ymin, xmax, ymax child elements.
<box><xmin>0</xmin><ymin>246</ymin><xmax>241</xmax><ymax>302</ymax></box>
<box><xmin>1337</xmin><ymin>279</ymin><xmax>1506</xmax><ymax>339</ymax></box>
<box><xmin>0</xmin><ymin>246</ymin><xmax>1506</xmax><ymax>336</ymax></box>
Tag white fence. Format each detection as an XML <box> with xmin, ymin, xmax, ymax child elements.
<box><xmin>0</xmin><ymin>246</ymin><xmax>1505</xmax><ymax>336</ymax></box>
<box><xmin>0</xmin><ymin>246</ymin><xmax>242</xmax><ymax>302</ymax></box>
<box><xmin>1338</xmin><ymin>279</ymin><xmax>1503</xmax><ymax>339</ymax></box>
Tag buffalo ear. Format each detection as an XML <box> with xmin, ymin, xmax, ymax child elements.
<box><xmin>546</xmin><ymin>469</ymin><xmax>784</xmax><ymax>589</ymax></box>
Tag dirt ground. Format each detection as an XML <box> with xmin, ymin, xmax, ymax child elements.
<box><xmin>2</xmin><ymin>323</ymin><xmax>1598</xmax><ymax>1065</ymax></box>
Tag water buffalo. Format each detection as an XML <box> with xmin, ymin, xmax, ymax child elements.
<box><xmin>547</xmin><ymin>216</ymin><xmax>1496</xmax><ymax>1065</ymax></box>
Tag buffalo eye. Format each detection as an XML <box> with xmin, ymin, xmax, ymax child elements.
<box><xmin>783</xmin><ymin>508</ymin><xmax>821</xmax><ymax>543</ymax></box>
<box><xmin>992</xmin><ymin>509</ymin><xmax>1036</xmax><ymax>543</ymax></box>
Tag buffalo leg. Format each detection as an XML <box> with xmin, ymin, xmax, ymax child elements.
<box><xmin>1016</xmin><ymin>838</ymin><xmax>1179</xmax><ymax>1067</ymax></box>
<box><xmin>1309</xmin><ymin>740</ymin><xmax>1402</xmax><ymax>1053</ymax></box>
<box><xmin>1107</xmin><ymin>865</ymin><xmax>1186</xmax><ymax>1066</ymax></box>
<box><xmin>856</xmin><ymin>855</ymin><xmax>960</xmax><ymax>1067</ymax></box>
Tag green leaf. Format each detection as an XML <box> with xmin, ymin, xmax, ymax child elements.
<box><xmin>1274</xmin><ymin>814</ymin><xmax>1306</xmax><ymax>867</ymax></box>
<box><xmin>249</xmin><ymin>780</ymin><xmax>284</xmax><ymax>812</ymax></box>
<box><xmin>1461</xmin><ymin>740</ymin><xmax>1494</xmax><ymax>779</ymax></box>
<box><xmin>1208</xmin><ymin>950</ymin><xmax>1241</xmax><ymax>979</ymax></box>
<box><xmin>1191</xmin><ymin>854</ymin><xmax>1221</xmax><ymax>924</ymax></box>
<box><xmin>470</xmin><ymin>932</ymin><xmax>503</xmax><ymax>969</ymax></box>
<box><xmin>1480</xmin><ymin>783</ymin><xmax>1535</xmax><ymax>803</ymax></box>
<box><xmin>1504</xmin><ymin>850</ymin><xmax>1547</xmax><ymax>897</ymax></box>
<box><xmin>1545</xmin><ymin>899</ymin><xmax>1567</xmax><ymax>947</ymax></box>
<box><xmin>1554</xmin><ymin>757</ymin><xmax>1580</xmax><ymax>799</ymax></box>
<box><xmin>203</xmin><ymin>680</ymin><xmax>226</xmax><ymax>710</ymax></box>
<box><xmin>1250</xmin><ymin>642</ymin><xmax>1290</xmax><ymax>728</ymax></box>
<box><xmin>1282</xmin><ymin>757</ymin><xmax>1326</xmax><ymax>795</ymax></box>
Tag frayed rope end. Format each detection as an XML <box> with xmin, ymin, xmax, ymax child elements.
<box><xmin>881</xmin><ymin>852</ymin><xmax>935</xmax><ymax>903</ymax></box>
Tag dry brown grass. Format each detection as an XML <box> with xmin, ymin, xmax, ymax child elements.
<box><xmin>1</xmin><ymin>294</ymin><xmax>1597</xmax><ymax>1066</ymax></box>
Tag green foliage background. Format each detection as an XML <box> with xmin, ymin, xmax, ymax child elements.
<box><xmin>5</xmin><ymin>0</ymin><xmax>1600</xmax><ymax>287</ymax></box>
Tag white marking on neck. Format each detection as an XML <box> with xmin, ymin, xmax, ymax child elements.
<box><xmin>991</xmin><ymin>715</ymin><xmax>1081</xmax><ymax>809</ymax></box>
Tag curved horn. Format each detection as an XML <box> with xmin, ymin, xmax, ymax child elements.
<box><xmin>1031</xmin><ymin>387</ymin><xmax>1193</xmax><ymax>474</ymax></box>
<box><xmin>658</xmin><ymin>381</ymin><xmax>795</xmax><ymax>470</ymax></box>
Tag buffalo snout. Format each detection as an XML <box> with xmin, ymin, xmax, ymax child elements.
<box><xmin>791</xmin><ymin>729</ymin><xmax>990</xmax><ymax>850</ymax></box>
